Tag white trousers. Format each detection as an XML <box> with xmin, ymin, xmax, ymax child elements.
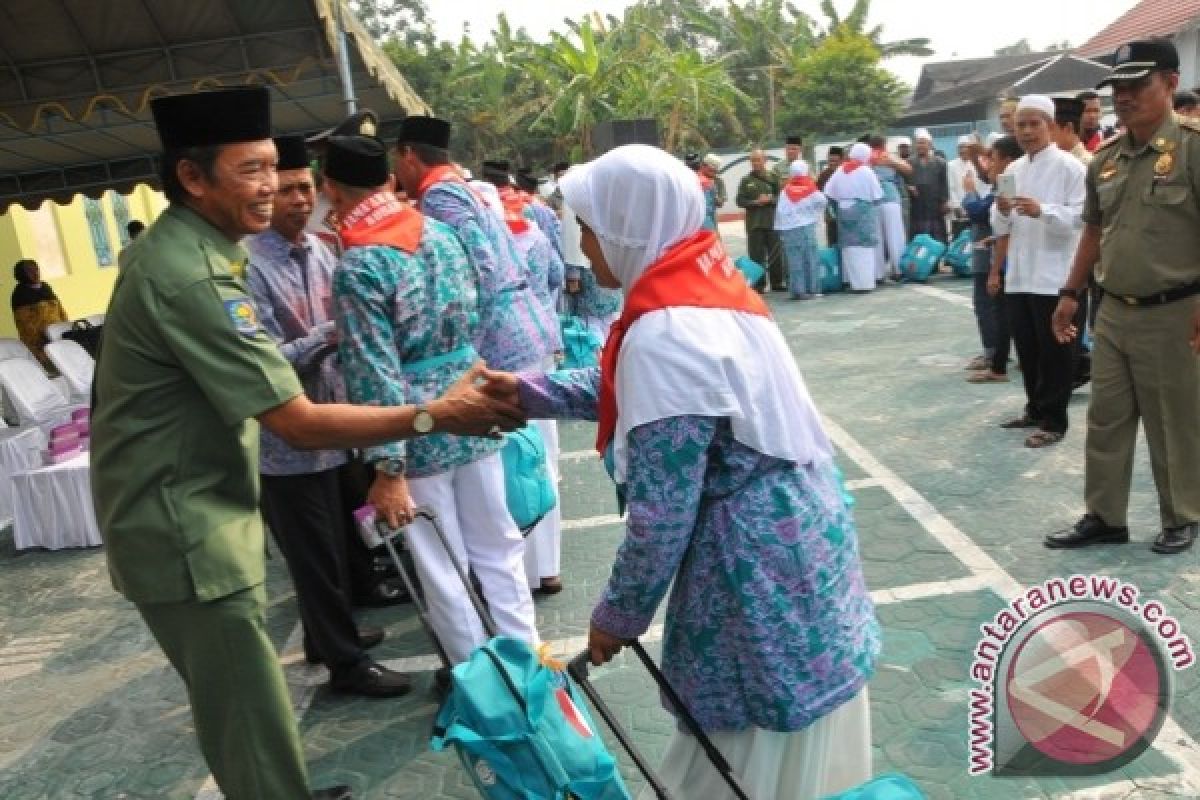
<box><xmin>405</xmin><ymin>453</ymin><xmax>539</xmax><ymax>664</ymax></box>
<box><xmin>639</xmin><ymin>689</ymin><xmax>871</xmax><ymax>800</ymax></box>
<box><xmin>841</xmin><ymin>247</ymin><xmax>876</xmax><ymax>291</ymax></box>
<box><xmin>524</xmin><ymin>417</ymin><xmax>563</xmax><ymax>587</ymax></box>
<box><xmin>873</xmin><ymin>202</ymin><xmax>907</xmax><ymax>279</ymax></box>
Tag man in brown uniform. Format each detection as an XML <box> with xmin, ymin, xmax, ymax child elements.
<box><xmin>1047</xmin><ymin>39</ymin><xmax>1200</xmax><ymax>554</ymax></box>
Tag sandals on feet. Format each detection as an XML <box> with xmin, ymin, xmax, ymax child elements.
<box><xmin>1025</xmin><ymin>430</ymin><xmax>1064</xmax><ymax>448</ymax></box>
<box><xmin>965</xmin><ymin>356</ymin><xmax>990</xmax><ymax>370</ymax></box>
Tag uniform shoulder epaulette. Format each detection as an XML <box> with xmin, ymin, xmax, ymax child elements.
<box><xmin>1180</xmin><ymin>117</ymin><xmax>1200</xmax><ymax>134</ymax></box>
<box><xmin>1096</xmin><ymin>133</ymin><xmax>1122</xmax><ymax>152</ymax></box>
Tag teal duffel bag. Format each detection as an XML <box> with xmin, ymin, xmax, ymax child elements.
<box><xmin>898</xmin><ymin>234</ymin><xmax>947</xmax><ymax>282</ymax></box>
<box><xmin>501</xmin><ymin>425</ymin><xmax>556</xmax><ymax>533</ymax></box>
<box><xmin>943</xmin><ymin>229</ymin><xmax>973</xmax><ymax>277</ymax></box>
<box><xmin>560</xmin><ymin>314</ymin><xmax>602</xmax><ymax>369</ymax></box>
<box><xmin>432</xmin><ymin>636</ymin><xmax>632</xmax><ymax>800</ymax></box>
<box><xmin>820</xmin><ymin>247</ymin><xmax>843</xmax><ymax>293</ymax></box>
<box><xmin>734</xmin><ymin>255</ymin><xmax>766</xmax><ymax>287</ymax></box>
<box><xmin>822</xmin><ymin>773</ymin><xmax>926</xmax><ymax>799</ymax></box>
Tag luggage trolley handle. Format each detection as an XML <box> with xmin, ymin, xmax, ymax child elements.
<box><xmin>567</xmin><ymin>642</ymin><xmax>753</xmax><ymax>800</ymax></box>
<box><xmin>376</xmin><ymin>507</ymin><xmax>499</xmax><ymax>655</ymax></box>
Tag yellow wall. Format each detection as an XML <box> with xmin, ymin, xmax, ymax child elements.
<box><xmin>0</xmin><ymin>186</ymin><xmax>165</xmax><ymax>338</ymax></box>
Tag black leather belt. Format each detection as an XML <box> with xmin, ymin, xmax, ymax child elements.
<box><xmin>1102</xmin><ymin>282</ymin><xmax>1200</xmax><ymax>308</ymax></box>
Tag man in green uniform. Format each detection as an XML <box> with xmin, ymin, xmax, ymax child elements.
<box><xmin>90</xmin><ymin>89</ymin><xmax>522</xmax><ymax>800</ymax></box>
<box><xmin>1046</xmin><ymin>39</ymin><xmax>1200</xmax><ymax>555</ymax></box>
<box><xmin>736</xmin><ymin>148</ymin><xmax>784</xmax><ymax>291</ymax></box>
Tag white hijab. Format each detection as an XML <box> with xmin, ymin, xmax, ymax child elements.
<box><xmin>823</xmin><ymin>142</ymin><xmax>883</xmax><ymax>205</ymax></box>
<box><xmin>559</xmin><ymin>144</ymin><xmax>704</xmax><ymax>293</ymax></box>
<box><xmin>557</xmin><ymin>144</ymin><xmax>833</xmax><ymax>480</ymax></box>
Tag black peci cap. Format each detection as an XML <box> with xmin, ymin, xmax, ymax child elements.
<box><xmin>1097</xmin><ymin>38</ymin><xmax>1180</xmax><ymax>87</ymax></box>
<box><xmin>323</xmin><ymin>135</ymin><xmax>390</xmax><ymax>188</ymax></box>
<box><xmin>515</xmin><ymin>168</ymin><xmax>539</xmax><ymax>192</ymax></box>
<box><xmin>552</xmin><ymin>161</ymin><xmax>570</xmax><ymax>173</ymax></box>
<box><xmin>785</xmin><ymin>135</ymin><xmax>803</xmax><ymax>146</ymax></box>
<box><xmin>480</xmin><ymin>159</ymin><xmax>511</xmax><ymax>186</ymax></box>
<box><xmin>1052</xmin><ymin>97</ymin><xmax>1086</xmax><ymax>124</ymax></box>
<box><xmin>273</xmin><ymin>135</ymin><xmax>311</xmax><ymax>171</ymax></box>
<box><xmin>151</xmin><ymin>88</ymin><xmax>271</xmax><ymax>149</ymax></box>
<box><xmin>396</xmin><ymin>116</ymin><xmax>451</xmax><ymax>149</ymax></box>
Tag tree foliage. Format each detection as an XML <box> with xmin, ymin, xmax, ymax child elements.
<box><xmin>367</xmin><ymin>0</ymin><xmax>914</xmax><ymax>165</ymax></box>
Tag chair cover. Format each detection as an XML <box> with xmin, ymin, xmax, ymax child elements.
<box><xmin>0</xmin><ymin>359</ymin><xmax>72</xmax><ymax>428</ymax></box>
<box><xmin>44</xmin><ymin>340</ymin><xmax>94</xmax><ymax>402</ymax></box>
<box><xmin>12</xmin><ymin>452</ymin><xmax>101</xmax><ymax>550</ymax></box>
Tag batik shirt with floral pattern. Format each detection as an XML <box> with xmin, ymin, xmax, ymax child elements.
<box><xmin>517</xmin><ymin>368</ymin><xmax>880</xmax><ymax>733</ymax></box>
<box><xmin>245</xmin><ymin>229</ymin><xmax>347</xmax><ymax>476</ymax></box>
<box><xmin>511</xmin><ymin>225</ymin><xmax>565</xmax><ymax>352</ymax></box>
<box><xmin>421</xmin><ymin>180</ymin><xmax>558</xmax><ymax>370</ymax></box>
<box><xmin>334</xmin><ymin>217</ymin><xmax>501</xmax><ymax>477</ymax></box>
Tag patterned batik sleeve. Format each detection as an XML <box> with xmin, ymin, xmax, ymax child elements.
<box><xmin>333</xmin><ymin>249</ymin><xmax>407</xmax><ymax>463</ymax></box>
<box><xmin>591</xmin><ymin>415</ymin><xmax>715</xmax><ymax>638</ymax></box>
<box><xmin>516</xmin><ymin>367</ymin><xmax>601</xmax><ymax>420</ymax></box>
<box><xmin>425</xmin><ymin>189</ymin><xmax>502</xmax><ymax>289</ymax></box>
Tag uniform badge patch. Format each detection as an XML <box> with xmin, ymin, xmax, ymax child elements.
<box><xmin>224</xmin><ymin>298</ymin><xmax>260</xmax><ymax>335</ymax></box>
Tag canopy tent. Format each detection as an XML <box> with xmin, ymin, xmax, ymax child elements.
<box><xmin>0</xmin><ymin>0</ymin><xmax>430</xmax><ymax>212</ymax></box>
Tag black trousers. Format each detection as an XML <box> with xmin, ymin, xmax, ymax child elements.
<box><xmin>1007</xmin><ymin>293</ymin><xmax>1078</xmax><ymax>434</ymax></box>
<box><xmin>261</xmin><ymin>468</ymin><xmax>364</xmax><ymax>672</ymax></box>
<box><xmin>336</xmin><ymin>457</ymin><xmax>380</xmax><ymax>596</ymax></box>
<box><xmin>990</xmin><ymin>287</ymin><xmax>1012</xmax><ymax>375</ymax></box>
<box><xmin>747</xmin><ymin>227</ymin><xmax>785</xmax><ymax>289</ymax></box>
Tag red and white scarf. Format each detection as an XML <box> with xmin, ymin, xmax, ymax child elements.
<box><xmin>595</xmin><ymin>229</ymin><xmax>831</xmax><ymax>478</ymax></box>
<box><xmin>338</xmin><ymin>192</ymin><xmax>424</xmax><ymax>253</ymax></box>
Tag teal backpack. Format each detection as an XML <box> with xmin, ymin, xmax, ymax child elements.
<box><xmin>501</xmin><ymin>425</ymin><xmax>557</xmax><ymax>533</ymax></box>
<box><xmin>559</xmin><ymin>314</ymin><xmax>602</xmax><ymax>370</ymax></box>
<box><xmin>432</xmin><ymin>636</ymin><xmax>632</xmax><ymax>800</ymax></box>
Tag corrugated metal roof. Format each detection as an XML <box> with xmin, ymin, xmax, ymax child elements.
<box><xmin>0</xmin><ymin>0</ymin><xmax>430</xmax><ymax>211</ymax></box>
<box><xmin>1075</xmin><ymin>0</ymin><xmax>1200</xmax><ymax>58</ymax></box>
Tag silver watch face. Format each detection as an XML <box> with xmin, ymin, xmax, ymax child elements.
<box><xmin>414</xmin><ymin>409</ymin><xmax>435</xmax><ymax>433</ymax></box>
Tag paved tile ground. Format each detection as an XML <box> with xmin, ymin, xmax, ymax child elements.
<box><xmin>2</xmin><ymin>222</ymin><xmax>1198</xmax><ymax>799</ymax></box>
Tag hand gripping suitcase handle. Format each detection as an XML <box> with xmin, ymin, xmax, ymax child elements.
<box><xmin>568</xmin><ymin>642</ymin><xmax>753</xmax><ymax>800</ymax></box>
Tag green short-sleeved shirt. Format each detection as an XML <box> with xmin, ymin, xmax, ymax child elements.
<box><xmin>91</xmin><ymin>206</ymin><xmax>303</xmax><ymax>604</ymax></box>
<box><xmin>1084</xmin><ymin>113</ymin><xmax>1200</xmax><ymax>297</ymax></box>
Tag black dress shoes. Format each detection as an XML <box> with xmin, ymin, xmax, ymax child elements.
<box><xmin>312</xmin><ymin>786</ymin><xmax>353</xmax><ymax>800</ymax></box>
<box><xmin>1151</xmin><ymin>523</ymin><xmax>1198</xmax><ymax>555</ymax></box>
<box><xmin>329</xmin><ymin>659</ymin><xmax>412</xmax><ymax>698</ymax></box>
<box><xmin>1045</xmin><ymin>514</ymin><xmax>1130</xmax><ymax>549</ymax></box>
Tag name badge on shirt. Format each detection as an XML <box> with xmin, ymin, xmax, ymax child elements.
<box><xmin>224</xmin><ymin>298</ymin><xmax>260</xmax><ymax>336</ymax></box>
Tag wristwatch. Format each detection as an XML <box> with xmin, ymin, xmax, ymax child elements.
<box><xmin>1058</xmin><ymin>287</ymin><xmax>1084</xmax><ymax>300</ymax></box>
<box><xmin>375</xmin><ymin>457</ymin><xmax>406</xmax><ymax>478</ymax></box>
<box><xmin>413</xmin><ymin>404</ymin><xmax>435</xmax><ymax>434</ymax></box>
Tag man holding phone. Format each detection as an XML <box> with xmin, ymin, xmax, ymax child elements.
<box><xmin>987</xmin><ymin>94</ymin><xmax>1087</xmax><ymax>449</ymax></box>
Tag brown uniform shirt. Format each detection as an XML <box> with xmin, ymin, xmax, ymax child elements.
<box><xmin>1084</xmin><ymin>113</ymin><xmax>1200</xmax><ymax>297</ymax></box>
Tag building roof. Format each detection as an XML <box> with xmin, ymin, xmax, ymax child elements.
<box><xmin>899</xmin><ymin>54</ymin><xmax>1111</xmax><ymax>126</ymax></box>
<box><xmin>0</xmin><ymin>0</ymin><xmax>430</xmax><ymax>212</ymax></box>
<box><xmin>911</xmin><ymin>52</ymin><xmax>1061</xmax><ymax>103</ymax></box>
<box><xmin>1075</xmin><ymin>0</ymin><xmax>1200</xmax><ymax>59</ymax></box>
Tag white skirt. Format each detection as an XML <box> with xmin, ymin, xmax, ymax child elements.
<box><xmin>841</xmin><ymin>248</ymin><xmax>876</xmax><ymax>291</ymax></box>
<box><xmin>638</xmin><ymin>689</ymin><xmax>872</xmax><ymax>800</ymax></box>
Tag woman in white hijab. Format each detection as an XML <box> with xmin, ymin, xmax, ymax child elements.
<box><xmin>487</xmin><ymin>144</ymin><xmax>879</xmax><ymax>800</ymax></box>
<box><xmin>774</xmin><ymin>159</ymin><xmax>828</xmax><ymax>299</ymax></box>
<box><xmin>823</xmin><ymin>142</ymin><xmax>884</xmax><ymax>292</ymax></box>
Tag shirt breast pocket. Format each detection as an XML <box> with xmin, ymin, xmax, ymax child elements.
<box><xmin>1141</xmin><ymin>183</ymin><xmax>1193</xmax><ymax>232</ymax></box>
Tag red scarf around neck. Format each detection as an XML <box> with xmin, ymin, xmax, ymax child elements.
<box><xmin>594</xmin><ymin>229</ymin><xmax>769</xmax><ymax>455</ymax></box>
<box><xmin>841</xmin><ymin>159</ymin><xmax>864</xmax><ymax>173</ymax></box>
<box><xmin>783</xmin><ymin>176</ymin><xmax>817</xmax><ymax>202</ymax></box>
<box><xmin>338</xmin><ymin>192</ymin><xmax>424</xmax><ymax>254</ymax></box>
<box><xmin>416</xmin><ymin>164</ymin><xmax>461</xmax><ymax>198</ymax></box>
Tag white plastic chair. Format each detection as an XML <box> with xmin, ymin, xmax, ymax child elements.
<box><xmin>44</xmin><ymin>321</ymin><xmax>72</xmax><ymax>342</ymax></box>
<box><xmin>0</xmin><ymin>358</ymin><xmax>73</xmax><ymax>429</ymax></box>
<box><xmin>43</xmin><ymin>340</ymin><xmax>93</xmax><ymax>403</ymax></box>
